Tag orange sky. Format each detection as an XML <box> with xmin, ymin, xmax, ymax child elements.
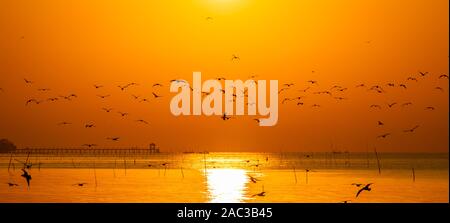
<box><xmin>0</xmin><ymin>0</ymin><xmax>448</xmax><ymax>152</ymax></box>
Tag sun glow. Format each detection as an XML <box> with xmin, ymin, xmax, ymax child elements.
<box><xmin>206</xmin><ymin>169</ymin><xmax>249</xmax><ymax>203</ymax></box>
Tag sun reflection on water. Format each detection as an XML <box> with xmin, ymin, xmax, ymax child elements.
<box><xmin>206</xmin><ymin>169</ymin><xmax>249</xmax><ymax>203</ymax></box>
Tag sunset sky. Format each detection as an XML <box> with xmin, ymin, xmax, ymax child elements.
<box><xmin>0</xmin><ymin>0</ymin><xmax>448</xmax><ymax>152</ymax></box>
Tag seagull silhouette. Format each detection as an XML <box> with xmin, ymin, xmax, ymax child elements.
<box><xmin>118</xmin><ymin>112</ymin><xmax>128</xmax><ymax>117</ymax></box>
<box><xmin>378</xmin><ymin>121</ymin><xmax>384</xmax><ymax>126</ymax></box>
<box><xmin>73</xmin><ymin>183</ymin><xmax>88</xmax><ymax>187</ymax></box>
<box><xmin>94</xmin><ymin>85</ymin><xmax>103</xmax><ymax>89</ymax></box>
<box><xmin>85</xmin><ymin>124</ymin><xmax>95</xmax><ymax>128</ymax></box>
<box><xmin>399</xmin><ymin>84</ymin><xmax>407</xmax><ymax>89</ymax></box>
<box><xmin>136</xmin><ymin>119</ymin><xmax>149</xmax><ymax>124</ymax></box>
<box><xmin>97</xmin><ymin>95</ymin><xmax>110</xmax><ymax>99</ymax></box>
<box><xmin>6</xmin><ymin>182</ymin><xmax>19</xmax><ymax>187</ymax></box>
<box><xmin>439</xmin><ymin>74</ymin><xmax>449</xmax><ymax>79</ymax></box>
<box><xmin>435</xmin><ymin>87</ymin><xmax>444</xmax><ymax>91</ymax></box>
<box><xmin>82</xmin><ymin>144</ymin><xmax>97</xmax><ymax>148</ymax></box>
<box><xmin>24</xmin><ymin>78</ymin><xmax>34</xmax><ymax>84</ymax></box>
<box><xmin>252</xmin><ymin>186</ymin><xmax>266</xmax><ymax>197</ymax></box>
<box><xmin>404</xmin><ymin>125</ymin><xmax>420</xmax><ymax>133</ymax></box>
<box><xmin>231</xmin><ymin>54</ymin><xmax>240</xmax><ymax>61</ymax></box>
<box><xmin>58</xmin><ymin>122</ymin><xmax>72</xmax><ymax>126</ymax></box>
<box><xmin>407</xmin><ymin>77</ymin><xmax>418</xmax><ymax>82</ymax></box>
<box><xmin>402</xmin><ymin>102</ymin><xmax>412</xmax><ymax>107</ymax></box>
<box><xmin>419</xmin><ymin>71</ymin><xmax>428</xmax><ymax>77</ymax></box>
<box><xmin>152</xmin><ymin>83</ymin><xmax>163</xmax><ymax>87</ymax></box>
<box><xmin>356</xmin><ymin>183</ymin><xmax>373</xmax><ymax>198</ymax></box>
<box><xmin>298</xmin><ymin>87</ymin><xmax>310</xmax><ymax>92</ymax></box>
<box><xmin>356</xmin><ymin>83</ymin><xmax>365</xmax><ymax>88</ymax></box>
<box><xmin>107</xmin><ymin>137</ymin><xmax>120</xmax><ymax>141</ymax></box>
<box><xmin>21</xmin><ymin>169</ymin><xmax>32</xmax><ymax>187</ymax></box>
<box><xmin>387</xmin><ymin>102</ymin><xmax>397</xmax><ymax>108</ymax></box>
<box><xmin>37</xmin><ymin>88</ymin><xmax>51</xmax><ymax>92</ymax></box>
<box><xmin>221</xmin><ymin>113</ymin><xmax>232</xmax><ymax>121</ymax></box>
<box><xmin>102</xmin><ymin>108</ymin><xmax>113</xmax><ymax>113</ymax></box>
<box><xmin>248</xmin><ymin>175</ymin><xmax>260</xmax><ymax>183</ymax></box>
<box><xmin>425</xmin><ymin>106</ymin><xmax>435</xmax><ymax>110</ymax></box>
<box><xmin>47</xmin><ymin>97</ymin><xmax>59</xmax><ymax>102</ymax></box>
<box><xmin>370</xmin><ymin>104</ymin><xmax>381</xmax><ymax>109</ymax></box>
<box><xmin>377</xmin><ymin>133</ymin><xmax>391</xmax><ymax>139</ymax></box>
<box><xmin>152</xmin><ymin>92</ymin><xmax>163</xmax><ymax>98</ymax></box>
<box><xmin>307</xmin><ymin>80</ymin><xmax>318</xmax><ymax>85</ymax></box>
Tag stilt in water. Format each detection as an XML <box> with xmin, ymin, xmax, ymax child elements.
<box><xmin>7</xmin><ymin>153</ymin><xmax>13</xmax><ymax>172</ymax></box>
<box><xmin>412</xmin><ymin>167</ymin><xmax>416</xmax><ymax>182</ymax></box>
<box><xmin>180</xmin><ymin>166</ymin><xmax>184</xmax><ymax>178</ymax></box>
<box><xmin>374</xmin><ymin>148</ymin><xmax>381</xmax><ymax>174</ymax></box>
<box><xmin>124</xmin><ymin>159</ymin><xmax>127</xmax><ymax>176</ymax></box>
<box><xmin>93</xmin><ymin>160</ymin><xmax>98</xmax><ymax>189</ymax></box>
<box><xmin>293</xmin><ymin>166</ymin><xmax>298</xmax><ymax>184</ymax></box>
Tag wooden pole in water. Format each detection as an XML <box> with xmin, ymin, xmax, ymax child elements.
<box><xmin>93</xmin><ymin>160</ymin><xmax>98</xmax><ymax>188</ymax></box>
<box><xmin>293</xmin><ymin>166</ymin><xmax>298</xmax><ymax>184</ymax></box>
<box><xmin>203</xmin><ymin>152</ymin><xmax>207</xmax><ymax>178</ymax></box>
<box><xmin>412</xmin><ymin>168</ymin><xmax>416</xmax><ymax>182</ymax></box>
<box><xmin>374</xmin><ymin>148</ymin><xmax>381</xmax><ymax>174</ymax></box>
<box><xmin>8</xmin><ymin>153</ymin><xmax>12</xmax><ymax>172</ymax></box>
<box><xmin>180</xmin><ymin>166</ymin><xmax>184</xmax><ymax>178</ymax></box>
<box><xmin>124</xmin><ymin>159</ymin><xmax>127</xmax><ymax>175</ymax></box>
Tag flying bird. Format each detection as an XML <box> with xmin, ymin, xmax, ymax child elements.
<box><xmin>248</xmin><ymin>175</ymin><xmax>260</xmax><ymax>184</ymax></box>
<box><xmin>152</xmin><ymin>83</ymin><xmax>163</xmax><ymax>87</ymax></box>
<box><xmin>118</xmin><ymin>112</ymin><xmax>128</xmax><ymax>117</ymax></box>
<box><xmin>152</xmin><ymin>92</ymin><xmax>163</xmax><ymax>98</ymax></box>
<box><xmin>93</xmin><ymin>85</ymin><xmax>103</xmax><ymax>89</ymax></box>
<box><xmin>283</xmin><ymin>83</ymin><xmax>294</xmax><ymax>87</ymax></box>
<box><xmin>404</xmin><ymin>125</ymin><xmax>420</xmax><ymax>133</ymax></box>
<box><xmin>58</xmin><ymin>122</ymin><xmax>72</xmax><ymax>126</ymax></box>
<box><xmin>307</xmin><ymin>80</ymin><xmax>318</xmax><ymax>85</ymax></box>
<box><xmin>73</xmin><ymin>183</ymin><xmax>88</xmax><ymax>187</ymax></box>
<box><xmin>425</xmin><ymin>106</ymin><xmax>435</xmax><ymax>110</ymax></box>
<box><xmin>402</xmin><ymin>102</ymin><xmax>412</xmax><ymax>107</ymax></box>
<box><xmin>419</xmin><ymin>71</ymin><xmax>428</xmax><ymax>77</ymax></box>
<box><xmin>97</xmin><ymin>95</ymin><xmax>110</xmax><ymax>99</ymax></box>
<box><xmin>356</xmin><ymin>183</ymin><xmax>373</xmax><ymax>198</ymax></box>
<box><xmin>102</xmin><ymin>108</ymin><xmax>113</xmax><ymax>113</ymax></box>
<box><xmin>407</xmin><ymin>77</ymin><xmax>418</xmax><ymax>82</ymax></box>
<box><xmin>82</xmin><ymin>144</ymin><xmax>97</xmax><ymax>148</ymax></box>
<box><xmin>387</xmin><ymin>103</ymin><xmax>397</xmax><ymax>108</ymax></box>
<box><xmin>221</xmin><ymin>113</ymin><xmax>232</xmax><ymax>121</ymax></box>
<box><xmin>85</xmin><ymin>124</ymin><xmax>95</xmax><ymax>128</ymax></box>
<box><xmin>6</xmin><ymin>182</ymin><xmax>19</xmax><ymax>187</ymax></box>
<box><xmin>377</xmin><ymin>121</ymin><xmax>384</xmax><ymax>126</ymax></box>
<box><xmin>435</xmin><ymin>87</ymin><xmax>444</xmax><ymax>91</ymax></box>
<box><xmin>24</xmin><ymin>78</ymin><xmax>34</xmax><ymax>84</ymax></box>
<box><xmin>231</xmin><ymin>54</ymin><xmax>240</xmax><ymax>61</ymax></box>
<box><xmin>136</xmin><ymin>119</ymin><xmax>149</xmax><ymax>124</ymax></box>
<box><xmin>370</xmin><ymin>104</ymin><xmax>381</xmax><ymax>109</ymax></box>
<box><xmin>47</xmin><ymin>97</ymin><xmax>59</xmax><ymax>102</ymax></box>
<box><xmin>356</xmin><ymin>83</ymin><xmax>365</xmax><ymax>88</ymax></box>
<box><xmin>21</xmin><ymin>169</ymin><xmax>32</xmax><ymax>187</ymax></box>
<box><xmin>439</xmin><ymin>74</ymin><xmax>448</xmax><ymax>79</ymax></box>
<box><xmin>377</xmin><ymin>133</ymin><xmax>391</xmax><ymax>139</ymax></box>
<box><xmin>37</xmin><ymin>88</ymin><xmax>51</xmax><ymax>92</ymax></box>
<box><xmin>107</xmin><ymin>137</ymin><xmax>120</xmax><ymax>141</ymax></box>
<box><xmin>399</xmin><ymin>84</ymin><xmax>407</xmax><ymax>89</ymax></box>
<box><xmin>298</xmin><ymin>87</ymin><xmax>310</xmax><ymax>92</ymax></box>
<box><xmin>252</xmin><ymin>186</ymin><xmax>266</xmax><ymax>197</ymax></box>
